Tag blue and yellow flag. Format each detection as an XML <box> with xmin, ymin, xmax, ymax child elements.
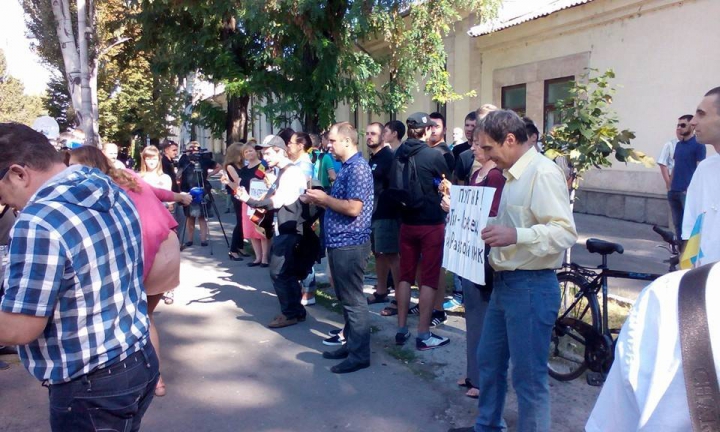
<box><xmin>680</xmin><ymin>213</ymin><xmax>704</xmax><ymax>270</ymax></box>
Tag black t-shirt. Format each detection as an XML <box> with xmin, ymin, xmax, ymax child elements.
<box><xmin>454</xmin><ymin>149</ymin><xmax>475</xmax><ymax>183</ymax></box>
<box><xmin>239</xmin><ymin>164</ymin><xmax>264</xmax><ymax>191</ymax></box>
<box><xmin>180</xmin><ymin>155</ymin><xmax>218</xmax><ymax>192</ymax></box>
<box><xmin>369</xmin><ymin>146</ymin><xmax>396</xmax><ymax>220</ymax></box>
<box><xmin>161</xmin><ymin>155</ymin><xmax>179</xmax><ymax>193</ymax></box>
<box><xmin>452</xmin><ymin>141</ymin><xmax>470</xmax><ymax>162</ymax></box>
<box><xmin>433</xmin><ymin>142</ymin><xmax>456</xmax><ymax>175</ymax></box>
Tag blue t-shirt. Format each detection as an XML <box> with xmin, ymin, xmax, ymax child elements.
<box><xmin>324</xmin><ymin>152</ymin><xmax>374</xmax><ymax>248</ymax></box>
<box><xmin>670</xmin><ymin>136</ymin><xmax>705</xmax><ymax>192</ymax></box>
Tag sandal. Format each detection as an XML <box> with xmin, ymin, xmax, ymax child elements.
<box><xmin>367</xmin><ymin>292</ymin><xmax>389</xmax><ymax>304</ymax></box>
<box><xmin>465</xmin><ymin>387</ymin><xmax>479</xmax><ymax>399</ymax></box>
<box><xmin>380</xmin><ymin>300</ymin><xmax>398</xmax><ymax>317</ymax></box>
<box><xmin>163</xmin><ymin>290</ymin><xmax>175</xmax><ymax>305</ymax></box>
<box><xmin>458</xmin><ymin>377</ymin><xmax>471</xmax><ymax>387</ymax></box>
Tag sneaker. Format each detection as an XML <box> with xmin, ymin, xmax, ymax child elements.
<box><xmin>430</xmin><ymin>310</ymin><xmax>448</xmax><ymax>328</ymax></box>
<box><xmin>416</xmin><ymin>333</ymin><xmax>450</xmax><ymax>351</ymax></box>
<box><xmin>443</xmin><ymin>295</ymin><xmax>464</xmax><ymax>312</ymax></box>
<box><xmin>323</xmin><ymin>334</ymin><xmax>346</xmax><ymax>346</ymax></box>
<box><xmin>408</xmin><ymin>304</ymin><xmax>420</xmax><ymax>315</ymax></box>
<box><xmin>395</xmin><ymin>331</ymin><xmax>412</xmax><ymax>346</ymax></box>
<box><xmin>301</xmin><ymin>296</ymin><xmax>316</xmax><ymax>306</ymax></box>
<box><xmin>327</xmin><ymin>329</ymin><xmax>342</xmax><ymax>337</ymax></box>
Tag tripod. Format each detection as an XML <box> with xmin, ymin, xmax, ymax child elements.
<box><xmin>178</xmin><ymin>163</ymin><xmax>230</xmax><ymax>256</ymax></box>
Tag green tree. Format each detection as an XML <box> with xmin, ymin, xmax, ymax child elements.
<box><xmin>0</xmin><ymin>49</ymin><xmax>45</xmax><ymax>125</ymax></box>
<box><xmin>134</xmin><ymin>0</ymin><xmax>501</xmax><ymax>137</ymax></box>
<box><xmin>543</xmin><ymin>69</ymin><xmax>655</xmax><ymax>200</ymax></box>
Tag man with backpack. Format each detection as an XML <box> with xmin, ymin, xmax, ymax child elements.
<box><xmin>391</xmin><ymin>112</ymin><xmax>452</xmax><ymax>350</ymax></box>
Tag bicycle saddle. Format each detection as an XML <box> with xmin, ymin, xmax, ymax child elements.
<box><xmin>586</xmin><ymin>238</ymin><xmax>624</xmax><ymax>255</ymax></box>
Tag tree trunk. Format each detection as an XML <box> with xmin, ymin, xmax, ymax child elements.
<box><xmin>226</xmin><ymin>94</ymin><xmax>249</xmax><ymax>145</ymax></box>
<box><xmin>77</xmin><ymin>0</ymin><xmax>95</xmax><ymax>145</ymax></box>
<box><xmin>50</xmin><ymin>0</ymin><xmax>83</xmax><ymax>126</ymax></box>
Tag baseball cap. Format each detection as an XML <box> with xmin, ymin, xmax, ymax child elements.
<box><xmin>406</xmin><ymin>112</ymin><xmax>437</xmax><ymax>128</ymax></box>
<box><xmin>256</xmin><ymin>135</ymin><xmax>287</xmax><ymax>152</ymax></box>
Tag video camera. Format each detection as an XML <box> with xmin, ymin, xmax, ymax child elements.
<box><xmin>184</xmin><ymin>147</ymin><xmax>213</xmax><ymax>164</ymax></box>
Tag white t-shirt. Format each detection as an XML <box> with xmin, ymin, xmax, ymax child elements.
<box><xmin>586</xmin><ymin>264</ymin><xmax>720</xmax><ymax>432</ymax></box>
<box><xmin>682</xmin><ymin>153</ymin><xmax>720</xmax><ymax>265</ymax></box>
<box><xmin>657</xmin><ymin>139</ymin><xmax>678</xmax><ymax>173</ymax></box>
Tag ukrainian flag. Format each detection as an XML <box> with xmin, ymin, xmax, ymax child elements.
<box><xmin>680</xmin><ymin>213</ymin><xmax>704</xmax><ymax>270</ymax></box>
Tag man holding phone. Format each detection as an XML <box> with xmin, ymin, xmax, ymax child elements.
<box><xmin>302</xmin><ymin>122</ymin><xmax>374</xmax><ymax>374</ymax></box>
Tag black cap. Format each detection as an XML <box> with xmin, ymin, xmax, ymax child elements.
<box><xmin>406</xmin><ymin>112</ymin><xmax>437</xmax><ymax>128</ymax></box>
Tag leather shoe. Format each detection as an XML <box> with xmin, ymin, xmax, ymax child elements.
<box><xmin>322</xmin><ymin>349</ymin><xmax>349</xmax><ymax>360</ymax></box>
<box><xmin>267</xmin><ymin>314</ymin><xmax>299</xmax><ymax>328</ymax></box>
<box><xmin>330</xmin><ymin>359</ymin><xmax>370</xmax><ymax>374</ymax></box>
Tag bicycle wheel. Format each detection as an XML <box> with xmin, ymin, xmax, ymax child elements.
<box><xmin>548</xmin><ymin>271</ymin><xmax>600</xmax><ymax>381</ymax></box>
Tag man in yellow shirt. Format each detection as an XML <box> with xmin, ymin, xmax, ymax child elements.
<box><xmin>471</xmin><ymin>110</ymin><xmax>577</xmax><ymax>432</ymax></box>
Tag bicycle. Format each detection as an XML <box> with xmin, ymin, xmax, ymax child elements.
<box><xmin>547</xmin><ymin>226</ymin><xmax>680</xmax><ymax>385</ymax></box>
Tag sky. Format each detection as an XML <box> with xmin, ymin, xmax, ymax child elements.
<box><xmin>0</xmin><ymin>0</ymin><xmax>52</xmax><ymax>95</ymax></box>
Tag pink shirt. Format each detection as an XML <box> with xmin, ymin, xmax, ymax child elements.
<box><xmin>122</xmin><ymin>170</ymin><xmax>178</xmax><ymax>280</ymax></box>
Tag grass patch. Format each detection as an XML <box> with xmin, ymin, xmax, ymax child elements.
<box><xmin>387</xmin><ymin>345</ymin><xmax>417</xmax><ymax>364</ymax></box>
<box><xmin>607</xmin><ymin>299</ymin><xmax>632</xmax><ymax>330</ymax></box>
<box><xmin>315</xmin><ymin>289</ymin><xmax>342</xmax><ymax>314</ymax></box>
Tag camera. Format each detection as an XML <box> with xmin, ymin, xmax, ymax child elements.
<box><xmin>185</xmin><ymin>148</ymin><xmax>213</xmax><ymax>163</ymax></box>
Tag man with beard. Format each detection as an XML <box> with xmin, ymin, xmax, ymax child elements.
<box><xmin>365</xmin><ymin>122</ymin><xmax>400</xmax><ymax>306</ymax></box>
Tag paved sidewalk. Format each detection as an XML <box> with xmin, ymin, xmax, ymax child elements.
<box><xmin>0</xmin><ymin>211</ymin><xmax>663</xmax><ymax>431</ymax></box>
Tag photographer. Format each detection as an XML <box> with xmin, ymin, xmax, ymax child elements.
<box><xmin>179</xmin><ymin>141</ymin><xmax>221</xmax><ymax>247</ymax></box>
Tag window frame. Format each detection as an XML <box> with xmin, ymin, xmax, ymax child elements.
<box><xmin>501</xmin><ymin>83</ymin><xmax>527</xmax><ymax>117</ymax></box>
<box><xmin>543</xmin><ymin>76</ymin><xmax>574</xmax><ymax>133</ymax></box>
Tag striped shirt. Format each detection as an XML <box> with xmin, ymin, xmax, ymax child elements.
<box><xmin>1</xmin><ymin>165</ymin><xmax>149</xmax><ymax>384</ymax></box>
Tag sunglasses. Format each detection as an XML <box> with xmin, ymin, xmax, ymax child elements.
<box><xmin>677</xmin><ymin>123</ymin><xmax>688</xmax><ymax>128</ymax></box>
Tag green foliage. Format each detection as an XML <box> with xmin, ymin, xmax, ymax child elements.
<box><xmin>133</xmin><ymin>0</ymin><xmax>500</xmax><ymax>133</ymax></box>
<box><xmin>189</xmin><ymin>100</ymin><xmax>227</xmax><ymax>140</ymax></box>
<box><xmin>543</xmin><ymin>69</ymin><xmax>655</xmax><ymax>189</ymax></box>
<box><xmin>0</xmin><ymin>49</ymin><xmax>45</xmax><ymax>125</ymax></box>
<box><xmin>43</xmin><ymin>75</ymin><xmax>75</xmax><ymax>131</ymax></box>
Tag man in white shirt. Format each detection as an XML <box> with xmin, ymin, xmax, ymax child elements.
<box><xmin>586</xmin><ymin>262</ymin><xmax>720</xmax><ymax>431</ymax></box>
<box><xmin>682</xmin><ymin>87</ymin><xmax>720</xmax><ymax>265</ymax></box>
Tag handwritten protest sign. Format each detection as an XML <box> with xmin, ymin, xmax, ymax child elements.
<box><xmin>442</xmin><ymin>185</ymin><xmax>495</xmax><ymax>286</ymax></box>
<box><xmin>246</xmin><ymin>180</ymin><xmax>269</xmax><ymax>216</ymax></box>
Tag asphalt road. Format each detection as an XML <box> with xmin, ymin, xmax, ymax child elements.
<box><xmin>0</xmin><ymin>211</ymin><xmax>663</xmax><ymax>431</ymax></box>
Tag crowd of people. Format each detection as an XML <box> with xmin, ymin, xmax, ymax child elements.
<box><xmin>0</xmin><ymin>85</ymin><xmax>719</xmax><ymax>432</ymax></box>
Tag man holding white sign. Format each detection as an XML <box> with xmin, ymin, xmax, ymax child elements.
<box><xmin>465</xmin><ymin>110</ymin><xmax>577</xmax><ymax>432</ymax></box>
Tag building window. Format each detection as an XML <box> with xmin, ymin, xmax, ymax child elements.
<box><xmin>501</xmin><ymin>84</ymin><xmax>527</xmax><ymax>117</ymax></box>
<box><xmin>544</xmin><ymin>76</ymin><xmax>574</xmax><ymax>133</ymax></box>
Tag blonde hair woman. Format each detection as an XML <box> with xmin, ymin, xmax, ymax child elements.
<box><xmin>140</xmin><ymin>145</ymin><xmax>172</xmax><ymax>191</ymax></box>
<box><xmin>224</xmin><ymin>143</ymin><xmax>271</xmax><ymax>266</ymax></box>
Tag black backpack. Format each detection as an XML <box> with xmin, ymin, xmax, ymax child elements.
<box><xmin>390</xmin><ymin>154</ymin><xmax>426</xmax><ymax>210</ymax></box>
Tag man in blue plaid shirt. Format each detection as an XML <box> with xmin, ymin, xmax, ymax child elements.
<box><xmin>0</xmin><ymin>123</ymin><xmax>159</xmax><ymax>431</ymax></box>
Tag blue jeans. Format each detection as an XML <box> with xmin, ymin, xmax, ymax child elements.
<box><xmin>474</xmin><ymin>270</ymin><xmax>560</xmax><ymax>432</ymax></box>
<box><xmin>327</xmin><ymin>242</ymin><xmax>371</xmax><ymax>364</ymax></box>
<box><xmin>49</xmin><ymin>342</ymin><xmax>159</xmax><ymax>432</ymax></box>
<box><xmin>667</xmin><ymin>190</ymin><xmax>686</xmax><ymax>240</ymax></box>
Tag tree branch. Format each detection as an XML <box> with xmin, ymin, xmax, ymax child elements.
<box><xmin>98</xmin><ymin>37</ymin><xmax>131</xmax><ymax>59</ymax></box>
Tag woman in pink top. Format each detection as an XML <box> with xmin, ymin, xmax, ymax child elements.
<box><xmin>69</xmin><ymin>146</ymin><xmax>191</xmax><ymax>397</ymax></box>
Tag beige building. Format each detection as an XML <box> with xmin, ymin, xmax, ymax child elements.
<box><xmin>334</xmin><ymin>0</ymin><xmax>719</xmax><ymax>225</ymax></box>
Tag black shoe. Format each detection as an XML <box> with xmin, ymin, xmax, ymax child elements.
<box><xmin>247</xmin><ymin>261</ymin><xmax>261</xmax><ymax>267</ymax></box>
<box><xmin>322</xmin><ymin>349</ymin><xmax>349</xmax><ymax>360</ymax></box>
<box><xmin>228</xmin><ymin>252</ymin><xmax>244</xmax><ymax>261</ymax></box>
<box><xmin>330</xmin><ymin>359</ymin><xmax>370</xmax><ymax>374</ymax></box>
<box><xmin>395</xmin><ymin>331</ymin><xmax>412</xmax><ymax>346</ymax></box>
<box><xmin>201</xmin><ymin>241</ymin><xmax>209</xmax><ymax>247</ymax></box>
<box><xmin>184</xmin><ymin>242</ymin><xmax>193</xmax><ymax>247</ymax></box>
<box><xmin>260</xmin><ymin>263</ymin><xmax>269</xmax><ymax>268</ymax></box>
<box><xmin>409</xmin><ymin>304</ymin><xmax>420</xmax><ymax>315</ymax></box>
<box><xmin>430</xmin><ymin>310</ymin><xmax>448</xmax><ymax>328</ymax></box>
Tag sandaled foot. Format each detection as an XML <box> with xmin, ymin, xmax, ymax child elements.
<box><xmin>465</xmin><ymin>387</ymin><xmax>479</xmax><ymax>399</ymax></box>
<box><xmin>380</xmin><ymin>300</ymin><xmax>398</xmax><ymax>317</ymax></box>
<box><xmin>367</xmin><ymin>292</ymin><xmax>389</xmax><ymax>304</ymax></box>
<box><xmin>458</xmin><ymin>377</ymin><xmax>470</xmax><ymax>387</ymax></box>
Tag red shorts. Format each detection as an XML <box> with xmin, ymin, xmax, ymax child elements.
<box><xmin>399</xmin><ymin>224</ymin><xmax>445</xmax><ymax>290</ymax></box>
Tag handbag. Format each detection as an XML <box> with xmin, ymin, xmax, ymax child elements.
<box><xmin>679</xmin><ymin>263</ymin><xmax>720</xmax><ymax>432</ymax></box>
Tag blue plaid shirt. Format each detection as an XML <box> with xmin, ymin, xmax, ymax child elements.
<box><xmin>1</xmin><ymin>166</ymin><xmax>149</xmax><ymax>384</ymax></box>
<box><xmin>324</xmin><ymin>152</ymin><xmax>373</xmax><ymax>248</ymax></box>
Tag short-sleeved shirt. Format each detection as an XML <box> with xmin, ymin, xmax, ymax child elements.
<box><xmin>324</xmin><ymin>152</ymin><xmax>373</xmax><ymax>248</ymax></box>
<box><xmin>162</xmin><ymin>154</ymin><xmax>179</xmax><ymax>193</ymax></box>
<box><xmin>656</xmin><ymin>138</ymin><xmax>678</xmax><ymax>173</ymax></box>
<box><xmin>1</xmin><ymin>166</ymin><xmax>148</xmax><ymax>384</ymax></box>
<box><xmin>670</xmin><ymin>136</ymin><xmax>705</xmax><ymax>192</ymax></box>
<box><xmin>317</xmin><ymin>153</ymin><xmax>336</xmax><ymax>190</ymax></box>
<box><xmin>369</xmin><ymin>145</ymin><xmax>395</xmax><ymax>220</ymax></box>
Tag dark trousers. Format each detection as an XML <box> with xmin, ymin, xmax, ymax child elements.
<box><xmin>269</xmin><ymin>233</ymin><xmax>306</xmax><ymax>320</ymax></box>
<box><xmin>327</xmin><ymin>242</ymin><xmax>371</xmax><ymax>364</ymax></box>
<box><xmin>668</xmin><ymin>190</ymin><xmax>686</xmax><ymax>240</ymax></box>
<box><xmin>230</xmin><ymin>197</ymin><xmax>244</xmax><ymax>253</ymax></box>
<box><xmin>48</xmin><ymin>342</ymin><xmax>159</xmax><ymax>432</ymax></box>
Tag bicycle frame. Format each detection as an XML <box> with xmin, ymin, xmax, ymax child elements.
<box><xmin>563</xmin><ymin>257</ymin><xmax>661</xmax><ymax>336</ymax></box>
